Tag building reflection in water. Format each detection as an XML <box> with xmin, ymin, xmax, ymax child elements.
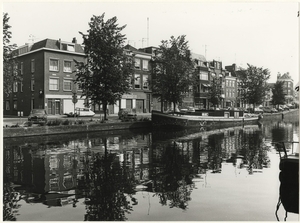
<box><xmin>3</xmin><ymin>121</ymin><xmax>298</xmax><ymax>220</ymax></box>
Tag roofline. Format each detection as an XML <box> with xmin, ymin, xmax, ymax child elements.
<box><xmin>14</xmin><ymin>47</ymin><xmax>86</xmax><ymax>58</ymax></box>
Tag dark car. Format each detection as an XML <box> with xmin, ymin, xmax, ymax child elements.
<box><xmin>262</xmin><ymin>107</ymin><xmax>272</xmax><ymax>113</ymax></box>
<box><xmin>118</xmin><ymin>108</ymin><xmax>137</xmax><ymax>121</ymax></box>
<box><xmin>28</xmin><ymin>109</ymin><xmax>48</xmax><ymax>124</ymax></box>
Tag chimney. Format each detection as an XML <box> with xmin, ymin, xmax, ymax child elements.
<box><xmin>232</xmin><ymin>63</ymin><xmax>236</xmax><ymax>71</ymax></box>
<box><xmin>72</xmin><ymin>37</ymin><xmax>77</xmax><ymax>44</ymax></box>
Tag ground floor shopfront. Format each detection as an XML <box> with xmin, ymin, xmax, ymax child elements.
<box><xmin>91</xmin><ymin>92</ymin><xmax>152</xmax><ymax>115</ymax></box>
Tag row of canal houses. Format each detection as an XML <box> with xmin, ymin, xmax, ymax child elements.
<box><xmin>4</xmin><ymin>37</ymin><xmax>295</xmax><ymax>116</ymax></box>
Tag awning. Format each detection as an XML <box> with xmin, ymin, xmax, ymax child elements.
<box><xmin>202</xmin><ymin>84</ymin><xmax>211</xmax><ymax>87</ymax></box>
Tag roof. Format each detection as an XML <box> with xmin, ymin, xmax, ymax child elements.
<box><xmin>278</xmin><ymin>72</ymin><xmax>292</xmax><ymax>81</ymax></box>
<box><xmin>191</xmin><ymin>52</ymin><xmax>206</xmax><ymax>62</ymax></box>
<box><xmin>14</xmin><ymin>38</ymin><xmax>85</xmax><ymax>56</ymax></box>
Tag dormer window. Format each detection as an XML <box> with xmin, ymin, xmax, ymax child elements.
<box><xmin>62</xmin><ymin>43</ymin><xmax>75</xmax><ymax>52</ymax></box>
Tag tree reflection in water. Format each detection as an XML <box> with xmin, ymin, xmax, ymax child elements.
<box><xmin>152</xmin><ymin>142</ymin><xmax>195</xmax><ymax>210</ymax></box>
<box><xmin>81</xmin><ymin>137</ymin><xmax>136</xmax><ymax>221</ymax></box>
<box><xmin>240</xmin><ymin>129</ymin><xmax>270</xmax><ymax>174</ymax></box>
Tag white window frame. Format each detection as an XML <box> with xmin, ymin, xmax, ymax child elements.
<box><xmin>63</xmin><ymin>79</ymin><xmax>72</xmax><ymax>91</ymax></box>
<box><xmin>135</xmin><ymin>58</ymin><xmax>141</xmax><ymax>69</ymax></box>
<box><xmin>142</xmin><ymin>60</ymin><xmax>149</xmax><ymax>71</ymax></box>
<box><xmin>13</xmin><ymin>81</ymin><xmax>18</xmax><ymax>93</ymax></box>
<box><xmin>63</xmin><ymin>60</ymin><xmax>72</xmax><ymax>73</ymax></box>
<box><xmin>134</xmin><ymin>74</ymin><xmax>141</xmax><ymax>89</ymax></box>
<box><xmin>200</xmin><ymin>72</ymin><xmax>208</xmax><ymax>80</ymax></box>
<box><xmin>31</xmin><ymin>59</ymin><xmax>35</xmax><ymax>73</ymax></box>
<box><xmin>13</xmin><ymin>100</ymin><xmax>17</xmax><ymax>110</ymax></box>
<box><xmin>50</xmin><ymin>58</ymin><xmax>59</xmax><ymax>71</ymax></box>
<box><xmin>31</xmin><ymin>79</ymin><xmax>35</xmax><ymax>91</ymax></box>
<box><xmin>6</xmin><ymin>101</ymin><xmax>10</xmax><ymax>110</ymax></box>
<box><xmin>20</xmin><ymin>62</ymin><xmax>23</xmax><ymax>75</ymax></box>
<box><xmin>49</xmin><ymin>78</ymin><xmax>59</xmax><ymax>91</ymax></box>
<box><xmin>143</xmin><ymin>74</ymin><xmax>149</xmax><ymax>89</ymax></box>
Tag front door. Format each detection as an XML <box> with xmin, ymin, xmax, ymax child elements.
<box><xmin>136</xmin><ymin>100</ymin><xmax>144</xmax><ymax>113</ymax></box>
<box><xmin>55</xmin><ymin>101</ymin><xmax>60</xmax><ymax>114</ymax></box>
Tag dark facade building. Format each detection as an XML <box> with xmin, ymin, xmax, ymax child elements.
<box><xmin>4</xmin><ymin>38</ymin><xmax>86</xmax><ymax>116</ymax></box>
<box><xmin>277</xmin><ymin>72</ymin><xmax>294</xmax><ymax>104</ymax></box>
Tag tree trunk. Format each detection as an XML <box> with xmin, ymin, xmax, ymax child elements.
<box><xmin>161</xmin><ymin>98</ymin><xmax>163</xmax><ymax>113</ymax></box>
<box><xmin>173</xmin><ymin>102</ymin><xmax>176</xmax><ymax>113</ymax></box>
<box><xmin>103</xmin><ymin>101</ymin><xmax>107</xmax><ymax>120</ymax></box>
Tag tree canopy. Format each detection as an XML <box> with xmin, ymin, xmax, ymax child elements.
<box><xmin>151</xmin><ymin>35</ymin><xmax>195</xmax><ymax>112</ymax></box>
<box><xmin>238</xmin><ymin>64</ymin><xmax>270</xmax><ymax>106</ymax></box>
<box><xmin>271</xmin><ymin>81</ymin><xmax>285</xmax><ymax>106</ymax></box>
<box><xmin>75</xmin><ymin>13</ymin><xmax>134</xmax><ymax>119</ymax></box>
<box><xmin>3</xmin><ymin>12</ymin><xmax>18</xmax><ymax>95</ymax></box>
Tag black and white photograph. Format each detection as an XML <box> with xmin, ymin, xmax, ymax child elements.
<box><xmin>2</xmin><ymin>1</ymin><xmax>299</xmax><ymax>221</ymax></box>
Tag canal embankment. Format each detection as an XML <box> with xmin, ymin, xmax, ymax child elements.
<box><xmin>3</xmin><ymin>120</ymin><xmax>152</xmax><ymax>138</ymax></box>
<box><xmin>3</xmin><ymin>109</ymin><xmax>298</xmax><ymax>138</ymax></box>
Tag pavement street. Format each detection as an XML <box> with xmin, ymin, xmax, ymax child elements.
<box><xmin>2</xmin><ymin>113</ymin><xmax>151</xmax><ymax>127</ymax></box>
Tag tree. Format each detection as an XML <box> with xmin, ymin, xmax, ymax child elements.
<box><xmin>75</xmin><ymin>13</ymin><xmax>134</xmax><ymax>120</ymax></box>
<box><xmin>208</xmin><ymin>76</ymin><xmax>222</xmax><ymax>109</ymax></box>
<box><xmin>3</xmin><ymin>13</ymin><xmax>19</xmax><ymax>95</ymax></box>
<box><xmin>271</xmin><ymin>81</ymin><xmax>285</xmax><ymax>107</ymax></box>
<box><xmin>239</xmin><ymin>64</ymin><xmax>270</xmax><ymax>107</ymax></box>
<box><xmin>151</xmin><ymin>35</ymin><xmax>195</xmax><ymax>112</ymax></box>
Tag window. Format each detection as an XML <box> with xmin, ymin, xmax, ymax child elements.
<box><xmin>31</xmin><ymin>99</ymin><xmax>34</xmax><ymax>110</ymax></box>
<box><xmin>67</xmin><ymin>44</ymin><xmax>75</xmax><ymax>51</ymax></box>
<box><xmin>31</xmin><ymin>79</ymin><xmax>35</xmax><ymax>91</ymax></box>
<box><xmin>50</xmin><ymin>59</ymin><xmax>59</xmax><ymax>71</ymax></box>
<box><xmin>63</xmin><ymin>79</ymin><xmax>72</xmax><ymax>91</ymax></box>
<box><xmin>200</xmin><ymin>72</ymin><xmax>208</xmax><ymax>80</ymax></box>
<box><xmin>143</xmin><ymin>74</ymin><xmax>149</xmax><ymax>89</ymax></box>
<box><xmin>63</xmin><ymin>61</ymin><xmax>72</xmax><ymax>73</ymax></box>
<box><xmin>6</xmin><ymin>101</ymin><xmax>10</xmax><ymax>110</ymax></box>
<box><xmin>143</xmin><ymin>60</ymin><xmax>149</xmax><ymax>70</ymax></box>
<box><xmin>135</xmin><ymin>58</ymin><xmax>141</xmax><ymax>69</ymax></box>
<box><xmin>20</xmin><ymin>62</ymin><xmax>23</xmax><ymax>75</ymax></box>
<box><xmin>13</xmin><ymin>81</ymin><xmax>18</xmax><ymax>93</ymax></box>
<box><xmin>13</xmin><ymin>64</ymin><xmax>18</xmax><ymax>76</ymax></box>
<box><xmin>49</xmin><ymin>78</ymin><xmax>59</xmax><ymax>90</ymax></box>
<box><xmin>134</xmin><ymin>74</ymin><xmax>141</xmax><ymax>89</ymax></box>
<box><xmin>31</xmin><ymin>59</ymin><xmax>35</xmax><ymax>73</ymax></box>
<box><xmin>13</xmin><ymin>100</ymin><xmax>17</xmax><ymax>110</ymax></box>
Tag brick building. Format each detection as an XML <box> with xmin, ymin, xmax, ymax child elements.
<box><xmin>277</xmin><ymin>72</ymin><xmax>294</xmax><ymax>104</ymax></box>
<box><xmin>4</xmin><ymin>38</ymin><xmax>86</xmax><ymax>116</ymax></box>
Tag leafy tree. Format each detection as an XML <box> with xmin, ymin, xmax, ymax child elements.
<box><xmin>75</xmin><ymin>13</ymin><xmax>134</xmax><ymax>120</ymax></box>
<box><xmin>151</xmin><ymin>35</ymin><xmax>195</xmax><ymax>112</ymax></box>
<box><xmin>208</xmin><ymin>76</ymin><xmax>222</xmax><ymax>109</ymax></box>
<box><xmin>271</xmin><ymin>81</ymin><xmax>285</xmax><ymax>107</ymax></box>
<box><xmin>239</xmin><ymin>64</ymin><xmax>270</xmax><ymax>107</ymax></box>
<box><xmin>3</xmin><ymin>13</ymin><xmax>19</xmax><ymax>95</ymax></box>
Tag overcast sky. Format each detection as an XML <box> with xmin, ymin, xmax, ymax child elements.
<box><xmin>3</xmin><ymin>1</ymin><xmax>299</xmax><ymax>84</ymax></box>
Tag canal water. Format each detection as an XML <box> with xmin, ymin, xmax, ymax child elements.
<box><xmin>3</xmin><ymin>115</ymin><xmax>299</xmax><ymax>221</ymax></box>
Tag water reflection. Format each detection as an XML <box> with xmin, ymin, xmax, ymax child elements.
<box><xmin>3</xmin><ymin>119</ymin><xmax>299</xmax><ymax>221</ymax></box>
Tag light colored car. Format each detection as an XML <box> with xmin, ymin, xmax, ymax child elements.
<box><xmin>187</xmin><ymin>106</ymin><xmax>196</xmax><ymax>112</ymax></box>
<box><xmin>74</xmin><ymin>108</ymin><xmax>95</xmax><ymax>117</ymax></box>
<box><xmin>254</xmin><ymin>107</ymin><xmax>263</xmax><ymax>114</ymax></box>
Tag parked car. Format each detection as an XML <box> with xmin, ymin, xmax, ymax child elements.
<box><xmin>74</xmin><ymin>108</ymin><xmax>95</xmax><ymax>117</ymax></box>
<box><xmin>28</xmin><ymin>109</ymin><xmax>48</xmax><ymax>124</ymax></box>
<box><xmin>118</xmin><ymin>108</ymin><xmax>137</xmax><ymax>121</ymax></box>
<box><xmin>271</xmin><ymin>108</ymin><xmax>278</xmax><ymax>113</ymax></box>
<box><xmin>187</xmin><ymin>106</ymin><xmax>196</xmax><ymax>112</ymax></box>
<box><xmin>277</xmin><ymin>106</ymin><xmax>284</xmax><ymax>112</ymax></box>
<box><xmin>262</xmin><ymin>107</ymin><xmax>272</xmax><ymax>113</ymax></box>
<box><xmin>254</xmin><ymin>107</ymin><xmax>263</xmax><ymax>114</ymax></box>
<box><xmin>280</xmin><ymin>105</ymin><xmax>289</xmax><ymax>111</ymax></box>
